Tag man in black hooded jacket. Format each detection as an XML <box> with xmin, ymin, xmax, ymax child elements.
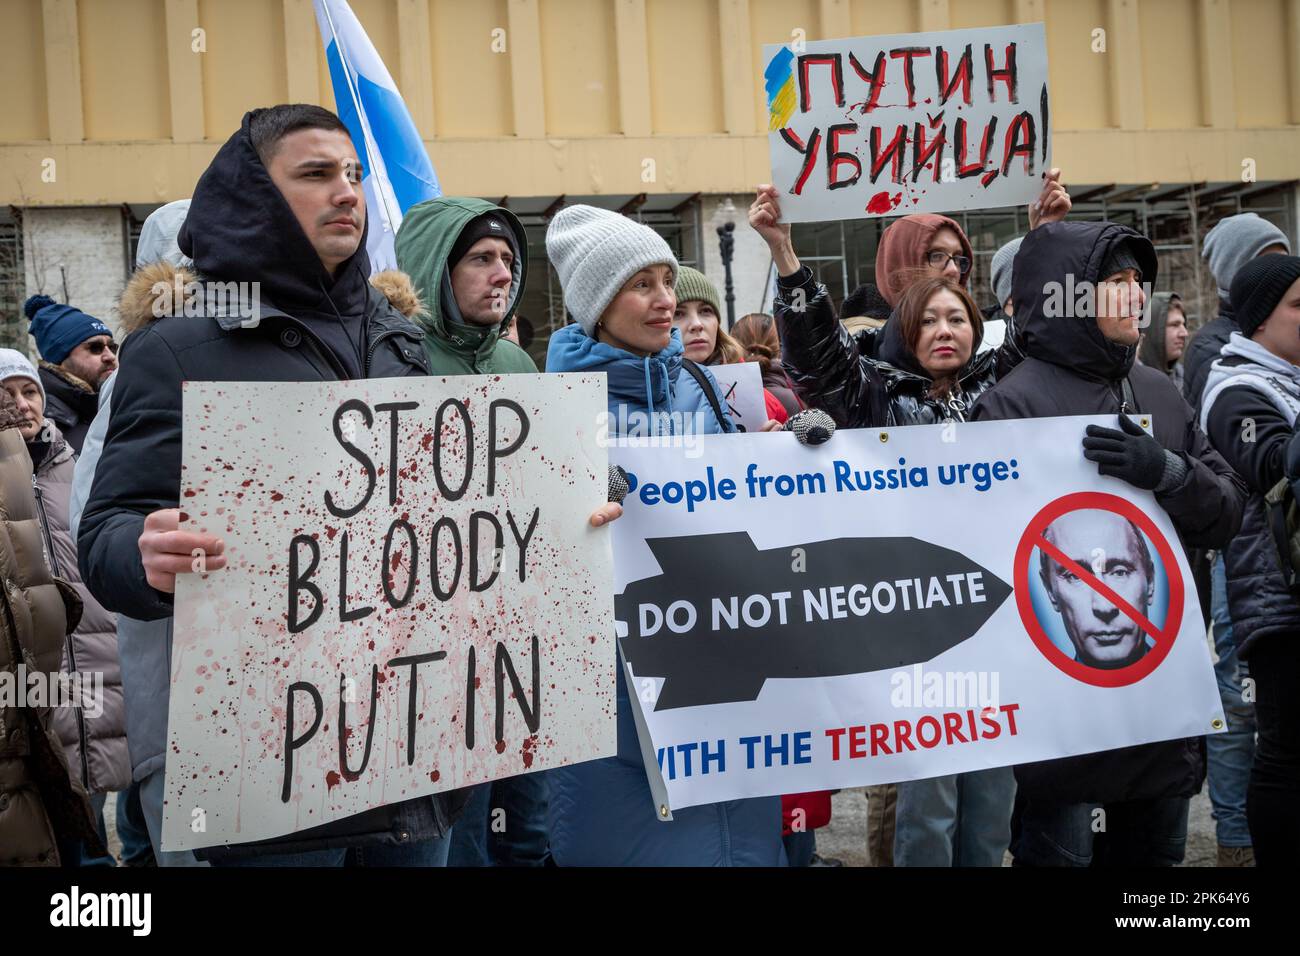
<box><xmin>972</xmin><ymin>220</ymin><xmax>1246</xmax><ymax>866</ymax></box>
<box><xmin>77</xmin><ymin>104</ymin><xmax>468</xmax><ymax>866</ymax></box>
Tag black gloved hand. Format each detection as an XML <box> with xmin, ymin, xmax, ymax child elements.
<box><xmin>608</xmin><ymin>464</ymin><xmax>630</xmax><ymax>504</ymax></box>
<box><xmin>1081</xmin><ymin>414</ymin><xmax>1168</xmax><ymax>490</ymax></box>
<box><xmin>784</xmin><ymin>408</ymin><xmax>836</xmax><ymax>446</ymax></box>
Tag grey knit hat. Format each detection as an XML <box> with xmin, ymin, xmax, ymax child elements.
<box><xmin>1203</xmin><ymin>212</ymin><xmax>1291</xmax><ymax>303</ymax></box>
<box><xmin>990</xmin><ymin>236</ymin><xmax>1024</xmax><ymax>308</ymax></box>
<box><xmin>546</xmin><ymin>204</ymin><xmax>678</xmax><ymax>335</ymax></box>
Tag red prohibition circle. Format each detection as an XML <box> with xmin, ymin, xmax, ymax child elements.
<box><xmin>1014</xmin><ymin>491</ymin><xmax>1184</xmax><ymax>688</ymax></box>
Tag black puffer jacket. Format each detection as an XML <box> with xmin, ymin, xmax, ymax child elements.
<box><xmin>973</xmin><ymin>220</ymin><xmax>1246</xmax><ymax>804</ymax></box>
<box><xmin>1201</xmin><ymin>339</ymin><xmax>1300</xmax><ymax>657</ymax></box>
<box><xmin>775</xmin><ymin>266</ymin><xmax>1008</xmax><ymax>426</ymax></box>
<box><xmin>77</xmin><ymin>113</ymin><xmax>468</xmax><ymax>861</ymax></box>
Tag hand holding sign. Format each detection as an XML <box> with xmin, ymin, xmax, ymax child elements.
<box><xmin>140</xmin><ymin>508</ymin><xmax>226</xmax><ymax>593</ymax></box>
<box><xmin>590</xmin><ymin>503</ymin><xmax>623</xmax><ymax>527</ymax></box>
<box><xmin>749</xmin><ymin>185</ymin><xmax>800</xmax><ymax>277</ymax></box>
<box><xmin>1082</xmin><ymin>415</ymin><xmax>1170</xmax><ymax>491</ymax></box>
<box><xmin>1029</xmin><ymin>168</ymin><xmax>1071</xmax><ymax>229</ymax></box>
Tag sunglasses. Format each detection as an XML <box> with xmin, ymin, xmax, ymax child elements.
<box><xmin>926</xmin><ymin>251</ymin><xmax>972</xmax><ymax>275</ymax></box>
<box><xmin>84</xmin><ymin>339</ymin><xmax>119</xmax><ymax>356</ymax></box>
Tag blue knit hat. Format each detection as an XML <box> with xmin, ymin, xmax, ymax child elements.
<box><xmin>23</xmin><ymin>295</ymin><xmax>112</xmax><ymax>365</ymax></box>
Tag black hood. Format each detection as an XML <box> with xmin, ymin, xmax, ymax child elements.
<box><xmin>1011</xmin><ymin>220</ymin><xmax>1158</xmax><ymax>383</ymax></box>
<box><xmin>877</xmin><ymin>305</ymin><xmax>985</xmax><ymax>382</ymax></box>
<box><xmin>178</xmin><ymin>112</ymin><xmax>371</xmax><ymax>317</ymax></box>
<box><xmin>1138</xmin><ymin>291</ymin><xmax>1180</xmax><ymax>370</ymax></box>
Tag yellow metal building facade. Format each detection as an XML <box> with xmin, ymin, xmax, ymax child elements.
<box><xmin>2</xmin><ymin>0</ymin><xmax>1299</xmax><ymax>356</ymax></box>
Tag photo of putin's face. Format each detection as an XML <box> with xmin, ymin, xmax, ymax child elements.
<box><xmin>1038</xmin><ymin>511</ymin><xmax>1156</xmax><ymax>670</ymax></box>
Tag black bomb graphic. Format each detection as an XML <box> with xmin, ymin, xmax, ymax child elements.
<box><xmin>616</xmin><ymin>532</ymin><xmax>1012</xmax><ymax>710</ymax></box>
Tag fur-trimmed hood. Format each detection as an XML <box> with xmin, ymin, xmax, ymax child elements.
<box><xmin>117</xmin><ymin>260</ymin><xmax>424</xmax><ymax>336</ymax></box>
<box><xmin>0</xmin><ymin>384</ymin><xmax>24</xmax><ymax>432</ymax></box>
<box><xmin>37</xmin><ymin>360</ymin><xmax>95</xmax><ymax>396</ymax></box>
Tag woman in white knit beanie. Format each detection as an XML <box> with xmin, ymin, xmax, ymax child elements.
<box><xmin>542</xmin><ymin>206</ymin><xmax>794</xmax><ymax>867</ymax></box>
<box><xmin>544</xmin><ymin>205</ymin><xmax>736</xmax><ymax>438</ymax></box>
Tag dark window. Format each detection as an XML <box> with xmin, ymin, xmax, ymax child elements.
<box><xmin>0</xmin><ymin>212</ymin><xmax>25</xmax><ymax>350</ymax></box>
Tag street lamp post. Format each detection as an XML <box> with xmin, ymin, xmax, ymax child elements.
<box><xmin>717</xmin><ymin>222</ymin><xmax>737</xmax><ymax>329</ymax></box>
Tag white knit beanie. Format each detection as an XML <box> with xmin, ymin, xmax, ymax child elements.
<box><xmin>0</xmin><ymin>348</ymin><xmax>45</xmax><ymax>404</ymax></box>
<box><xmin>546</xmin><ymin>205</ymin><xmax>679</xmax><ymax>335</ymax></box>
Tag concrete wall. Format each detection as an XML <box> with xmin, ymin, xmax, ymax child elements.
<box><xmin>22</xmin><ymin>206</ymin><xmax>126</xmax><ymax>342</ymax></box>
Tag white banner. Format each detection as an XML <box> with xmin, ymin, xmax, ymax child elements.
<box><xmin>610</xmin><ymin>417</ymin><xmax>1223</xmax><ymax>811</ymax></box>
<box><xmin>764</xmin><ymin>22</ymin><xmax>1051</xmax><ymax>223</ymax></box>
<box><xmin>163</xmin><ymin>375</ymin><xmax>616</xmax><ymax>850</ymax></box>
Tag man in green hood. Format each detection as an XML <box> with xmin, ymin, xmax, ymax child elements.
<box><xmin>396</xmin><ymin>198</ymin><xmax>604</xmax><ymax>867</ymax></box>
<box><xmin>395</xmin><ymin>197</ymin><xmax>537</xmax><ymax>374</ymax></box>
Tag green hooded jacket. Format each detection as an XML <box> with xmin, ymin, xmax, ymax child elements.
<box><xmin>395</xmin><ymin>196</ymin><xmax>537</xmax><ymax>374</ymax></box>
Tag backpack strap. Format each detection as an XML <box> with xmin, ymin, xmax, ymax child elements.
<box><xmin>1120</xmin><ymin>376</ymin><xmax>1140</xmax><ymax>414</ymax></box>
<box><xmin>681</xmin><ymin>359</ymin><xmax>732</xmax><ymax>432</ymax></box>
<box><xmin>1264</xmin><ymin>478</ymin><xmax>1299</xmax><ymax>590</ymax></box>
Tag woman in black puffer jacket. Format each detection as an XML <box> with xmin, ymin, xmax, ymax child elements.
<box><xmin>748</xmin><ymin>186</ymin><xmax>1022</xmax><ymax>869</ymax></box>
<box><xmin>750</xmin><ymin>186</ymin><xmax>1019</xmax><ymax>428</ymax></box>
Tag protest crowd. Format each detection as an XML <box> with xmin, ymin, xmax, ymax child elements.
<box><xmin>1</xmin><ymin>18</ymin><xmax>1297</xmax><ymax>876</ymax></box>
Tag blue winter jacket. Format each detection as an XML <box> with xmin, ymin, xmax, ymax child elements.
<box><xmin>544</xmin><ymin>323</ymin><xmax>786</xmax><ymax>866</ymax></box>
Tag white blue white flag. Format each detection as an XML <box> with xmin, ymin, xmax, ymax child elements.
<box><xmin>314</xmin><ymin>0</ymin><xmax>440</xmax><ymax>272</ymax></box>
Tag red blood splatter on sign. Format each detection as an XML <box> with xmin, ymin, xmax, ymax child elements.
<box><xmin>270</xmin><ymin>491</ymin><xmax>284</xmax><ymax>502</ymax></box>
<box><xmin>495</xmin><ymin>740</ymin><xmax>506</xmax><ymax>754</ymax></box>
<box><xmin>866</xmin><ymin>191</ymin><xmax>893</xmax><ymax>214</ymax></box>
<box><xmin>325</xmin><ymin>770</ymin><xmax>341</xmax><ymax>789</ymax></box>
<box><xmin>429</xmin><ymin>770</ymin><xmax>440</xmax><ymax>783</ymax></box>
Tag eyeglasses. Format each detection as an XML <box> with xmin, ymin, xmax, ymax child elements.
<box><xmin>926</xmin><ymin>251</ymin><xmax>972</xmax><ymax>275</ymax></box>
<box><xmin>84</xmin><ymin>339</ymin><xmax>118</xmax><ymax>356</ymax></box>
